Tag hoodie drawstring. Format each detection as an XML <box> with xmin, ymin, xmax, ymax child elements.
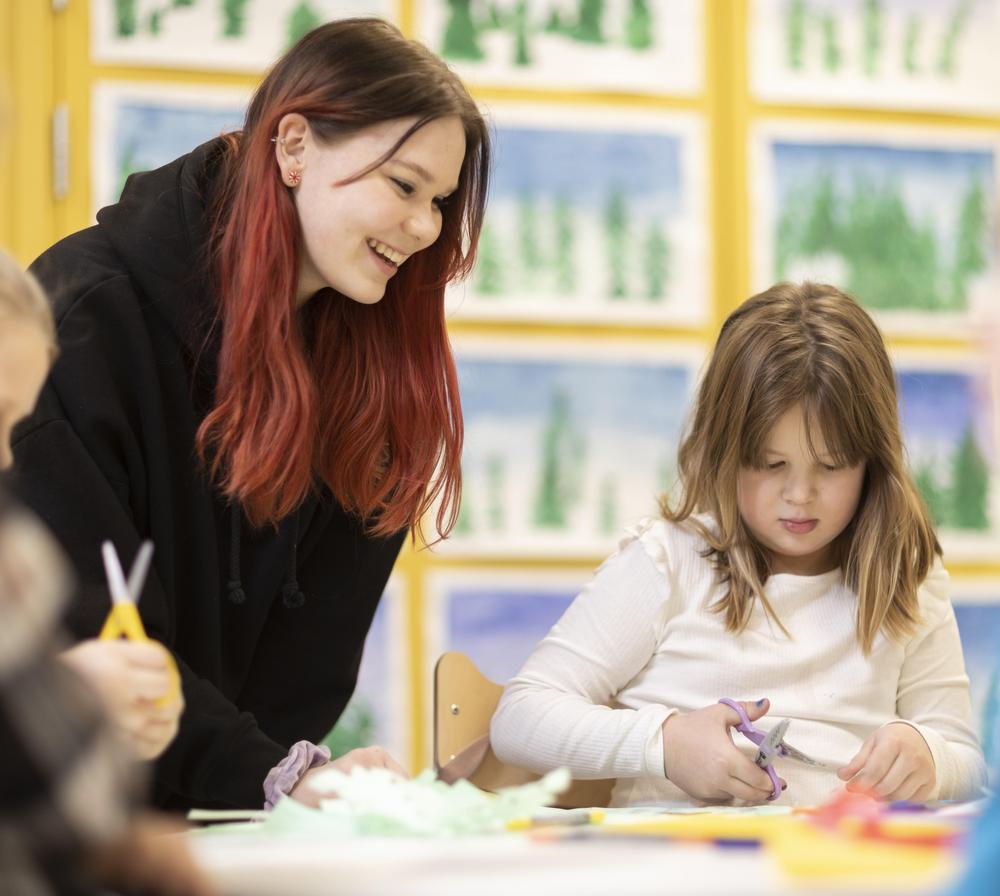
<box><xmin>226</xmin><ymin>503</ymin><xmax>305</xmax><ymax>608</ymax></box>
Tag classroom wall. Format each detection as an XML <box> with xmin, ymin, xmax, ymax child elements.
<box><xmin>2</xmin><ymin>0</ymin><xmax>999</xmax><ymax>774</ymax></box>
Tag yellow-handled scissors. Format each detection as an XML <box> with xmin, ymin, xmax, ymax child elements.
<box><xmin>99</xmin><ymin>540</ymin><xmax>181</xmax><ymax>707</ymax></box>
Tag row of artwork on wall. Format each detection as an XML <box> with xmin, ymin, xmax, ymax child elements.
<box><xmin>95</xmin><ymin>84</ymin><xmax>999</xmax><ymax>336</ymax></box>
<box><xmin>335</xmin><ymin>573</ymin><xmax>1000</xmax><ymax>783</ymax></box>
<box><xmin>94</xmin><ymin>0</ymin><xmax>1000</xmax><ymax>115</ymax></box>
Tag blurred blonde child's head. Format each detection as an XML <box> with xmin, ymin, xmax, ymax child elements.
<box><xmin>0</xmin><ymin>250</ymin><xmax>55</xmax><ymax>469</ymax></box>
<box><xmin>666</xmin><ymin>281</ymin><xmax>938</xmax><ymax>653</ymax></box>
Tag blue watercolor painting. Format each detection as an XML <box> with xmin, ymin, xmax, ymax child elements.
<box><xmin>443</xmin><ymin>583</ymin><xmax>578</xmax><ymax>684</ymax></box>
<box><xmin>99</xmin><ymin>90</ymin><xmax>246</xmax><ymax>210</ymax></box>
<box><xmin>768</xmin><ymin>139</ymin><xmax>998</xmax><ymax>321</ymax></box>
<box><xmin>456</xmin><ymin>112</ymin><xmax>707</xmax><ymax>324</ymax></box>
<box><xmin>897</xmin><ymin>368</ymin><xmax>993</xmax><ymax>535</ymax></box>
<box><xmin>953</xmin><ymin>601</ymin><xmax>1000</xmax><ymax>775</ymax></box>
<box><xmin>451</xmin><ymin>346</ymin><xmax>696</xmax><ymax>555</ymax></box>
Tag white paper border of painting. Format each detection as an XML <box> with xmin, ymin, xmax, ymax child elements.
<box><xmin>950</xmin><ymin>578</ymin><xmax>1000</xmax><ymax>605</ymax></box>
<box><xmin>92</xmin><ymin>81</ymin><xmax>250</xmax><ymax>219</ymax></box>
<box><xmin>91</xmin><ymin>0</ymin><xmax>396</xmax><ymax>72</ymax></box>
<box><xmin>446</xmin><ymin>103</ymin><xmax>709</xmax><ymax>327</ymax></box>
<box><xmin>892</xmin><ymin>346</ymin><xmax>1000</xmax><ymax>561</ymax></box>
<box><xmin>422</xmin><ymin>567</ymin><xmax>594</xmax><ymax>765</ymax></box>
<box><xmin>440</xmin><ymin>335</ymin><xmax>706</xmax><ymax>559</ymax></box>
<box><xmin>415</xmin><ymin>0</ymin><xmax>702</xmax><ymax>96</ymax></box>
<box><xmin>750</xmin><ymin>119</ymin><xmax>1000</xmax><ymax>338</ymax></box>
<box><xmin>750</xmin><ymin>0</ymin><xmax>1000</xmax><ymax>115</ymax></box>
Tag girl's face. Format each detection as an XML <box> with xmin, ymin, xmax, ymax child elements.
<box><xmin>282</xmin><ymin>114</ymin><xmax>466</xmax><ymax>307</ymax></box>
<box><xmin>0</xmin><ymin>317</ymin><xmax>50</xmax><ymax>469</ymax></box>
<box><xmin>736</xmin><ymin>403</ymin><xmax>865</xmax><ymax>576</ymax></box>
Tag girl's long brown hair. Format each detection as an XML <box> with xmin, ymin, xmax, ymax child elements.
<box><xmin>663</xmin><ymin>282</ymin><xmax>939</xmax><ymax>653</ymax></box>
<box><xmin>198</xmin><ymin>18</ymin><xmax>490</xmax><ymax>537</ymax></box>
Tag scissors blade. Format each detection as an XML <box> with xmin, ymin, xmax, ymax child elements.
<box><xmin>778</xmin><ymin>739</ymin><xmax>825</xmax><ymax>768</ymax></box>
<box><xmin>126</xmin><ymin>541</ymin><xmax>154</xmax><ymax>604</ymax></box>
<box><xmin>755</xmin><ymin>718</ymin><xmax>789</xmax><ymax>766</ymax></box>
<box><xmin>101</xmin><ymin>541</ymin><xmax>133</xmax><ymax>607</ymax></box>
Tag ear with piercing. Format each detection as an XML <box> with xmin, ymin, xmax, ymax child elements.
<box><xmin>271</xmin><ymin>136</ymin><xmax>299</xmax><ymax>186</ymax></box>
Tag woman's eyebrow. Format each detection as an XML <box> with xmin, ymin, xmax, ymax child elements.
<box><xmin>391</xmin><ymin>158</ymin><xmax>458</xmax><ymax>194</ymax></box>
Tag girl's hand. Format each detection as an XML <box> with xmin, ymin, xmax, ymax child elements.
<box><xmin>837</xmin><ymin>722</ymin><xmax>935</xmax><ymax>801</ymax></box>
<box><xmin>289</xmin><ymin>746</ymin><xmax>410</xmax><ymax>807</ymax></box>
<box><xmin>660</xmin><ymin>699</ymin><xmax>782</xmax><ymax>803</ymax></box>
<box><xmin>60</xmin><ymin>639</ymin><xmax>183</xmax><ymax>760</ymax></box>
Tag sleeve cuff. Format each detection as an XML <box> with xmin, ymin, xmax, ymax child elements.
<box><xmin>641</xmin><ymin>706</ymin><xmax>677</xmax><ymax>779</ymax></box>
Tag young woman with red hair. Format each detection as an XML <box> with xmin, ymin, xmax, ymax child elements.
<box><xmin>9</xmin><ymin>18</ymin><xmax>490</xmax><ymax>811</ymax></box>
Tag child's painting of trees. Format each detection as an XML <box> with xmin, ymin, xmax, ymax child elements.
<box><xmin>448</xmin><ymin>106</ymin><xmax>708</xmax><ymax>326</ymax></box>
<box><xmin>418</xmin><ymin>0</ymin><xmax>701</xmax><ymax>94</ymax></box>
<box><xmin>752</xmin><ymin>0</ymin><xmax>1000</xmax><ymax>114</ymax></box>
<box><xmin>952</xmin><ymin>593</ymin><xmax>1000</xmax><ymax>781</ymax></box>
<box><xmin>94</xmin><ymin>83</ymin><xmax>248</xmax><ymax>214</ymax></box>
<box><xmin>92</xmin><ymin>0</ymin><xmax>393</xmax><ymax>70</ymax></box>
<box><xmin>446</xmin><ymin>338</ymin><xmax>699</xmax><ymax>556</ymax></box>
<box><xmin>896</xmin><ymin>359</ymin><xmax>998</xmax><ymax>556</ymax></box>
<box><xmin>322</xmin><ymin>578</ymin><xmax>409</xmax><ymax>765</ymax></box>
<box><xmin>753</xmin><ymin>123</ymin><xmax>999</xmax><ymax>334</ymax></box>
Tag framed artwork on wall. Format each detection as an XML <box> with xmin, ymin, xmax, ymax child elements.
<box><xmin>416</xmin><ymin>0</ymin><xmax>702</xmax><ymax>95</ymax></box>
<box><xmin>442</xmin><ymin>336</ymin><xmax>702</xmax><ymax>558</ymax></box>
<box><xmin>447</xmin><ymin>103</ymin><xmax>709</xmax><ymax>326</ymax></box>
<box><xmin>752</xmin><ymin>120</ymin><xmax>999</xmax><ymax>337</ymax></box>
<box><xmin>91</xmin><ymin>0</ymin><xmax>396</xmax><ymax>71</ymax></box>
<box><xmin>751</xmin><ymin>0</ymin><xmax>1000</xmax><ymax>115</ymax></box>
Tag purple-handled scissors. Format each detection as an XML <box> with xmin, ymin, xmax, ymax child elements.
<box><xmin>719</xmin><ymin>698</ymin><xmax>823</xmax><ymax>801</ymax></box>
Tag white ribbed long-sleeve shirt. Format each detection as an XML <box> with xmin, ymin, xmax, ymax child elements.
<box><xmin>491</xmin><ymin>517</ymin><xmax>987</xmax><ymax>807</ymax></box>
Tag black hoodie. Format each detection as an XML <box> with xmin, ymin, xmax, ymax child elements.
<box><xmin>9</xmin><ymin>139</ymin><xmax>406</xmax><ymax>810</ymax></box>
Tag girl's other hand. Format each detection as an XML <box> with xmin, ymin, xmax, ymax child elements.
<box><xmin>837</xmin><ymin>722</ymin><xmax>935</xmax><ymax>801</ymax></box>
<box><xmin>660</xmin><ymin>698</ymin><xmax>782</xmax><ymax>803</ymax></box>
<box><xmin>60</xmin><ymin>639</ymin><xmax>183</xmax><ymax>760</ymax></box>
<box><xmin>289</xmin><ymin>746</ymin><xmax>410</xmax><ymax>807</ymax></box>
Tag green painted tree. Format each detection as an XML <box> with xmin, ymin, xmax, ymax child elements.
<box><xmin>785</xmin><ymin>0</ymin><xmax>807</xmax><ymax>70</ymax></box>
<box><xmin>624</xmin><ymin>0</ymin><xmax>653</xmax><ymax>51</ymax></box>
<box><xmin>914</xmin><ymin>462</ymin><xmax>948</xmax><ymax>528</ymax></box>
<box><xmin>902</xmin><ymin>15</ymin><xmax>922</xmax><ymax>74</ymax></box>
<box><xmin>286</xmin><ymin>1</ymin><xmax>319</xmax><ymax>45</ymax></box>
<box><xmin>115</xmin><ymin>142</ymin><xmax>144</xmax><ymax>202</ymax></box>
<box><xmin>861</xmin><ymin>0</ymin><xmax>883</xmax><ymax>77</ymax></box>
<box><xmin>148</xmin><ymin>8</ymin><xmax>164</xmax><ymax>35</ymax></box>
<box><xmin>820</xmin><ymin>13</ymin><xmax>841</xmax><ymax>72</ymax></box>
<box><xmin>572</xmin><ymin>0</ymin><xmax>606</xmax><ymax>44</ymax></box>
<box><xmin>533</xmin><ymin>391</ymin><xmax>585</xmax><ymax>528</ymax></box>
<box><xmin>938</xmin><ymin>0</ymin><xmax>973</xmax><ymax>77</ymax></box>
<box><xmin>486</xmin><ymin>454</ymin><xmax>506</xmax><ymax>531</ymax></box>
<box><xmin>545</xmin><ymin>5</ymin><xmax>565</xmax><ymax>33</ymax></box>
<box><xmin>222</xmin><ymin>0</ymin><xmax>250</xmax><ymax>38</ymax></box>
<box><xmin>643</xmin><ymin>218</ymin><xmax>669</xmax><ymax>300</ymax></box>
<box><xmin>442</xmin><ymin>0</ymin><xmax>484</xmax><ymax>60</ymax></box>
<box><xmin>513</xmin><ymin>0</ymin><xmax>531</xmax><ymax>66</ymax></box>
<box><xmin>604</xmin><ymin>188</ymin><xmax>628</xmax><ymax>299</ymax></box>
<box><xmin>951</xmin><ymin>424</ymin><xmax>989</xmax><ymax>530</ymax></box>
<box><xmin>553</xmin><ymin>195</ymin><xmax>575</xmax><ymax>294</ymax></box>
<box><xmin>474</xmin><ymin>220</ymin><xmax>504</xmax><ymax>295</ymax></box>
<box><xmin>950</xmin><ymin>176</ymin><xmax>987</xmax><ymax>308</ymax></box>
<box><xmin>799</xmin><ymin>172</ymin><xmax>838</xmax><ymax>257</ymax></box>
<box><xmin>454</xmin><ymin>465</ymin><xmax>474</xmax><ymax>534</ymax></box>
<box><xmin>518</xmin><ymin>192</ymin><xmax>544</xmax><ymax>280</ymax></box>
<box><xmin>115</xmin><ymin>0</ymin><xmax>138</xmax><ymax>36</ymax></box>
<box><xmin>323</xmin><ymin>699</ymin><xmax>377</xmax><ymax>755</ymax></box>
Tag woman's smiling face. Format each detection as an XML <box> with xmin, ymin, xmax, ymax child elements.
<box><xmin>277</xmin><ymin>114</ymin><xmax>466</xmax><ymax>307</ymax></box>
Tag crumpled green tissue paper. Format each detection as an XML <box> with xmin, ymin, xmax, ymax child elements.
<box><xmin>260</xmin><ymin>766</ymin><xmax>572</xmax><ymax>837</ymax></box>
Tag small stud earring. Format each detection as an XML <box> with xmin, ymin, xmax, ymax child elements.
<box><xmin>270</xmin><ymin>136</ymin><xmax>286</xmax><ymax>144</ymax></box>
<box><xmin>287</xmin><ymin>168</ymin><xmax>301</xmax><ymax>186</ymax></box>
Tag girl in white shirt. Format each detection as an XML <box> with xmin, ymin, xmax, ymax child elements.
<box><xmin>491</xmin><ymin>281</ymin><xmax>986</xmax><ymax>808</ymax></box>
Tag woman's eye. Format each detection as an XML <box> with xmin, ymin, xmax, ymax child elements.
<box><xmin>821</xmin><ymin>464</ymin><xmax>841</xmax><ymax>472</ymax></box>
<box><xmin>391</xmin><ymin>178</ymin><xmax>415</xmax><ymax>196</ymax></box>
<box><xmin>432</xmin><ymin>196</ymin><xmax>449</xmax><ymax>210</ymax></box>
<box><xmin>767</xmin><ymin>461</ymin><xmax>784</xmax><ymax>470</ymax></box>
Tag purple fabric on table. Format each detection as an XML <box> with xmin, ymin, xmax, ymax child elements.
<box><xmin>262</xmin><ymin>740</ymin><xmax>331</xmax><ymax>810</ymax></box>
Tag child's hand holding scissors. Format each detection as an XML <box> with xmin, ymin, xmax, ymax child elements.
<box><xmin>660</xmin><ymin>698</ymin><xmax>783</xmax><ymax>803</ymax></box>
<box><xmin>61</xmin><ymin>541</ymin><xmax>183</xmax><ymax>760</ymax></box>
<box><xmin>837</xmin><ymin>722</ymin><xmax>935</xmax><ymax>801</ymax></box>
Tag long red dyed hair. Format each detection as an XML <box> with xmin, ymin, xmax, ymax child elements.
<box><xmin>198</xmin><ymin>18</ymin><xmax>490</xmax><ymax>537</ymax></box>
